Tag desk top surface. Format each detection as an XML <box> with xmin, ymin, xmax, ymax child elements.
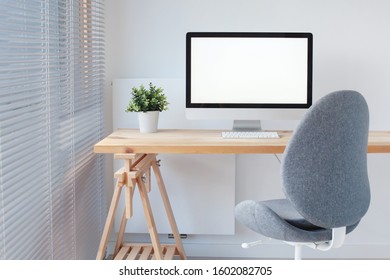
<box><xmin>94</xmin><ymin>129</ymin><xmax>390</xmax><ymax>154</ymax></box>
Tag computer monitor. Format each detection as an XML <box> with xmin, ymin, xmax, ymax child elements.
<box><xmin>186</xmin><ymin>32</ymin><xmax>313</xmax><ymax>131</ymax></box>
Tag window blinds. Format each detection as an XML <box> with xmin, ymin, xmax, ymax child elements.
<box><xmin>0</xmin><ymin>0</ymin><xmax>105</xmax><ymax>259</ymax></box>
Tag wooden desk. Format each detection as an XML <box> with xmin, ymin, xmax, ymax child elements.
<box><xmin>94</xmin><ymin>129</ymin><xmax>390</xmax><ymax>154</ymax></box>
<box><xmin>94</xmin><ymin>129</ymin><xmax>390</xmax><ymax>260</ymax></box>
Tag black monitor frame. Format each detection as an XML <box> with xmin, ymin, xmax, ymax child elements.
<box><xmin>186</xmin><ymin>32</ymin><xmax>313</xmax><ymax>109</ymax></box>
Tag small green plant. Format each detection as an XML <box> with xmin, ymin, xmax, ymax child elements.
<box><xmin>125</xmin><ymin>82</ymin><xmax>169</xmax><ymax>113</ymax></box>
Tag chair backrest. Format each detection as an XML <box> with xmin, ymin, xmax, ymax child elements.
<box><xmin>281</xmin><ymin>90</ymin><xmax>370</xmax><ymax>229</ymax></box>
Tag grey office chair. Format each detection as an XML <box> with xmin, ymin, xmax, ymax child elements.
<box><xmin>235</xmin><ymin>90</ymin><xmax>370</xmax><ymax>259</ymax></box>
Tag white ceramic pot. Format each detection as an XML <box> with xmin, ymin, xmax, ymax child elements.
<box><xmin>138</xmin><ymin>111</ymin><xmax>159</xmax><ymax>133</ymax></box>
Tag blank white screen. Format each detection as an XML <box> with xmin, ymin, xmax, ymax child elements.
<box><xmin>191</xmin><ymin>37</ymin><xmax>309</xmax><ymax>104</ymax></box>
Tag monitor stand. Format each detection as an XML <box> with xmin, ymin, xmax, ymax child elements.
<box><xmin>232</xmin><ymin>120</ymin><xmax>262</xmax><ymax>131</ymax></box>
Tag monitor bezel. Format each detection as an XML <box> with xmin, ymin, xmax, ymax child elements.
<box><xmin>186</xmin><ymin>32</ymin><xmax>313</xmax><ymax>109</ymax></box>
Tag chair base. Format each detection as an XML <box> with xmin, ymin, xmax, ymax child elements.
<box><xmin>241</xmin><ymin>227</ymin><xmax>346</xmax><ymax>260</ymax></box>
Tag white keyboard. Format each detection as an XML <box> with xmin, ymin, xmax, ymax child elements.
<box><xmin>221</xmin><ymin>131</ymin><xmax>280</xmax><ymax>139</ymax></box>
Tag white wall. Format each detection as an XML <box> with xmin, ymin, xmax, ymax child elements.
<box><xmin>104</xmin><ymin>0</ymin><xmax>390</xmax><ymax>259</ymax></box>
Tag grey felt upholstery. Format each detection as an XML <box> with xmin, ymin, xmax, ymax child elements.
<box><xmin>235</xmin><ymin>90</ymin><xmax>370</xmax><ymax>243</ymax></box>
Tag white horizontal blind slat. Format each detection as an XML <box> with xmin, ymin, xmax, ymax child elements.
<box><xmin>0</xmin><ymin>0</ymin><xmax>105</xmax><ymax>260</ymax></box>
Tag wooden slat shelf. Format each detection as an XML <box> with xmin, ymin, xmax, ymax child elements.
<box><xmin>114</xmin><ymin>243</ymin><xmax>180</xmax><ymax>260</ymax></box>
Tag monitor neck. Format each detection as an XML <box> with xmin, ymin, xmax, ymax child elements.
<box><xmin>232</xmin><ymin>120</ymin><xmax>262</xmax><ymax>131</ymax></box>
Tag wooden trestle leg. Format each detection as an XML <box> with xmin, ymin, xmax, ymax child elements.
<box><xmin>96</xmin><ymin>153</ymin><xmax>187</xmax><ymax>260</ymax></box>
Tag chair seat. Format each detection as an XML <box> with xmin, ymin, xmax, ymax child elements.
<box><xmin>262</xmin><ymin>199</ymin><xmax>323</xmax><ymax>231</ymax></box>
<box><xmin>235</xmin><ymin>199</ymin><xmax>358</xmax><ymax>243</ymax></box>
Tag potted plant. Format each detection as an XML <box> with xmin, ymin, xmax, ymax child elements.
<box><xmin>125</xmin><ymin>82</ymin><xmax>169</xmax><ymax>133</ymax></box>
